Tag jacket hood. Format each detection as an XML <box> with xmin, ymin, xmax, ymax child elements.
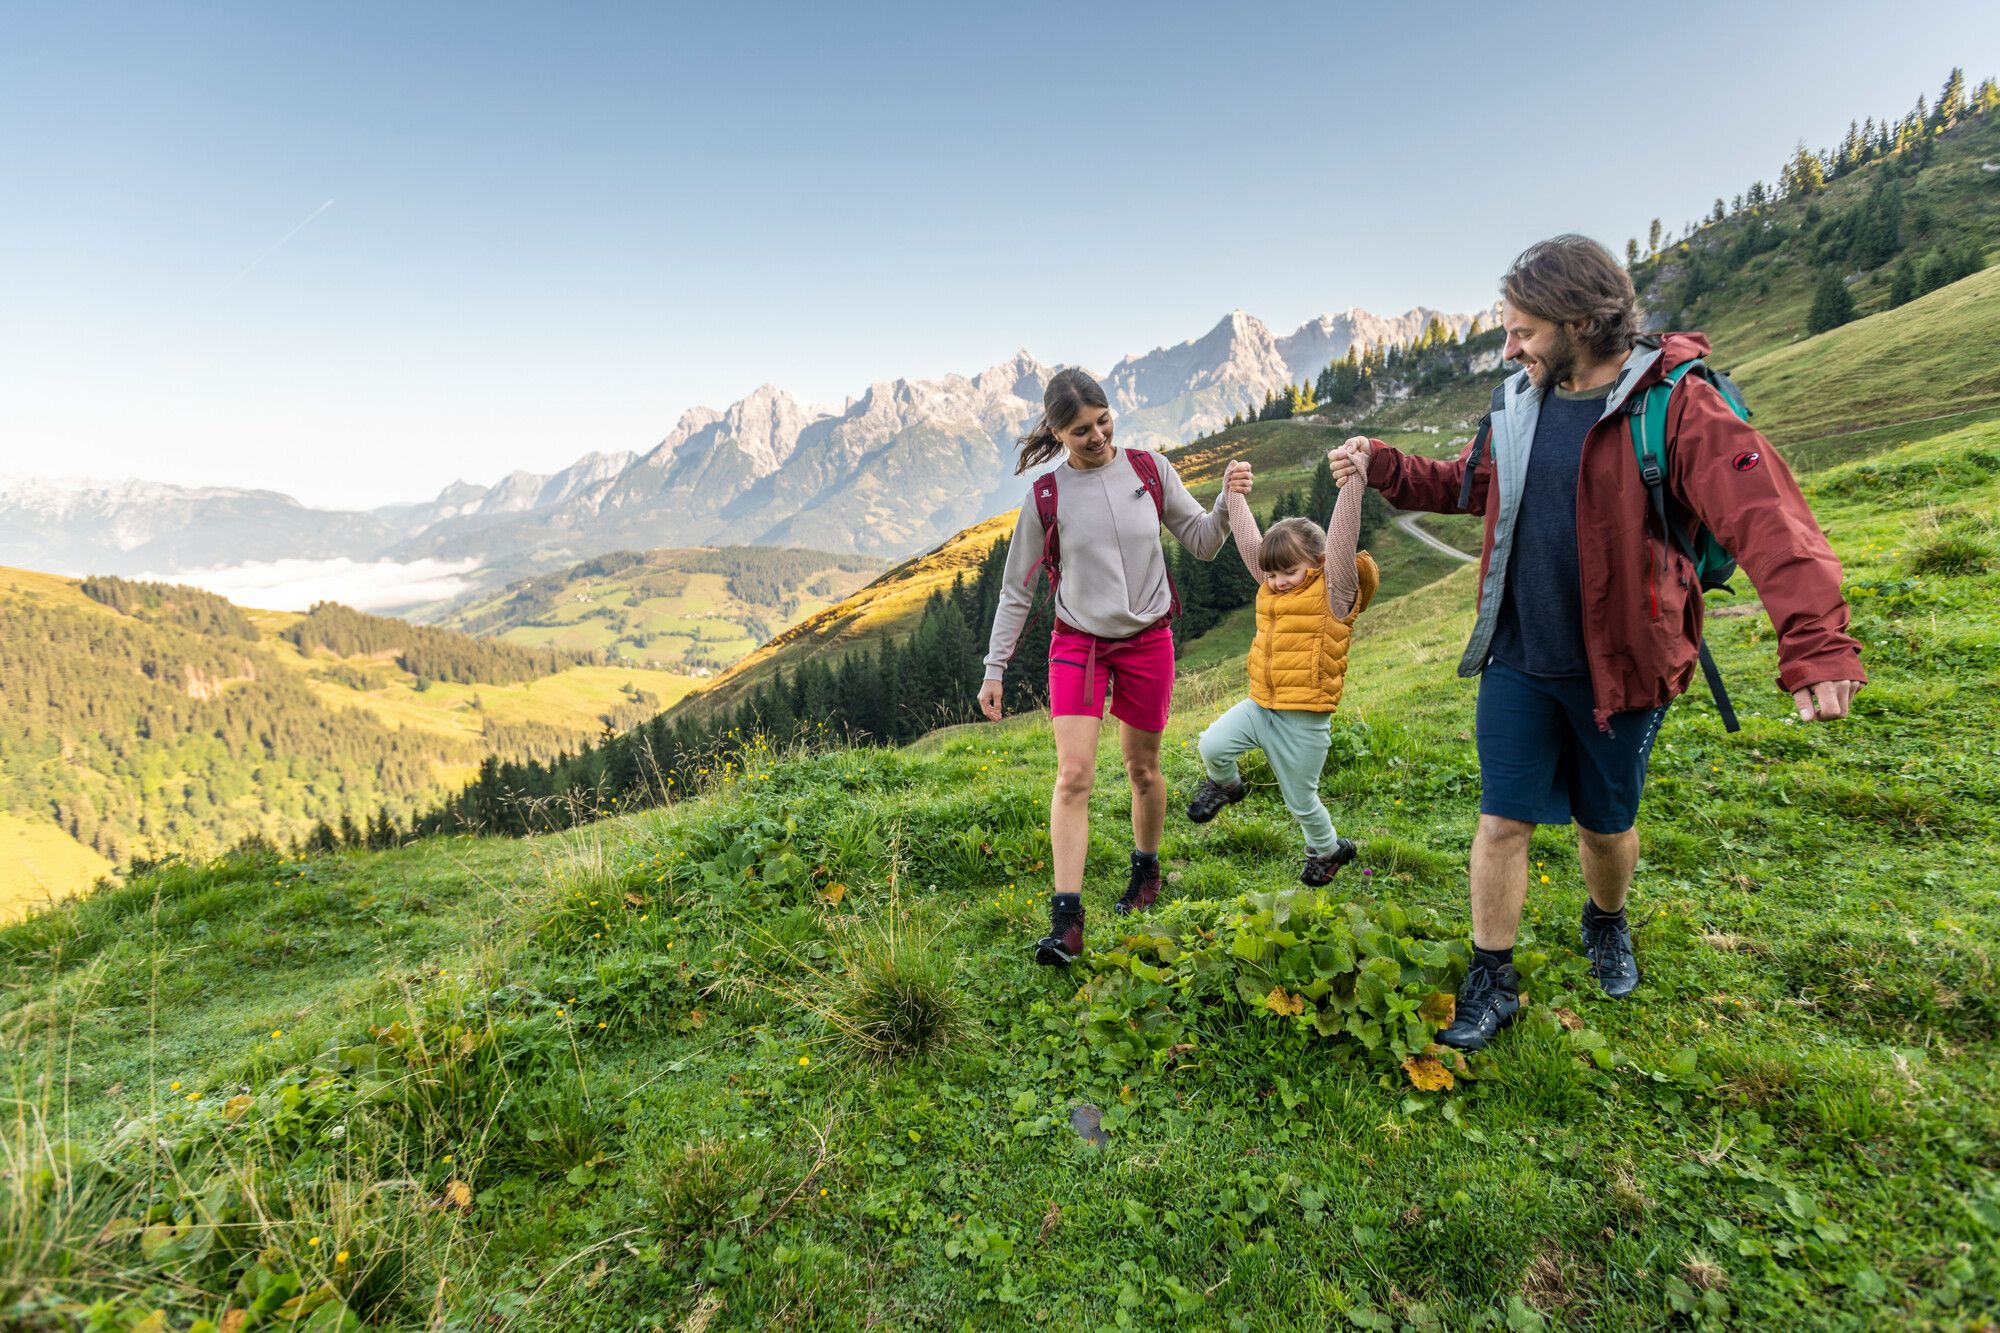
<box><xmin>1653</xmin><ymin>331</ymin><xmax>1714</xmax><ymax>374</ymax></box>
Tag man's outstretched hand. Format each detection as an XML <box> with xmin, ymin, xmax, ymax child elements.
<box><xmin>1330</xmin><ymin>437</ymin><xmax>1372</xmax><ymax>485</ymax></box>
<box><xmin>1792</xmin><ymin>679</ymin><xmax>1861</xmax><ymax>723</ymax></box>
<box><xmin>977</xmin><ymin>679</ymin><xmax>1003</xmax><ymax>722</ymax></box>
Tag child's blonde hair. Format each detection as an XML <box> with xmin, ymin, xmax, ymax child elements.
<box><xmin>1260</xmin><ymin>517</ymin><xmax>1326</xmax><ymax>573</ymax></box>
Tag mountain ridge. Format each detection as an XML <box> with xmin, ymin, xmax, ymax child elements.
<box><xmin>3</xmin><ymin>304</ymin><xmax>1488</xmax><ymax>579</ymax></box>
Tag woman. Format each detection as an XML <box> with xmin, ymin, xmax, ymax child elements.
<box><xmin>978</xmin><ymin>368</ymin><xmax>1241</xmax><ymax>966</ymax></box>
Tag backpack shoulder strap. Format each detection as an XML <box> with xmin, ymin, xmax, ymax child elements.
<box><xmin>1456</xmin><ymin>381</ymin><xmax>1507</xmax><ymax>512</ymax></box>
<box><xmin>1122</xmin><ymin>449</ymin><xmax>1182</xmax><ymax>619</ymax></box>
<box><xmin>1456</xmin><ymin>382</ymin><xmax>1504</xmax><ymax>516</ymax></box>
<box><xmin>1125</xmin><ymin>448</ymin><xmax>1167</xmax><ymax>519</ymax></box>
<box><xmin>1632</xmin><ymin>360</ymin><xmax>1704</xmax><ymax>568</ymax></box>
<box><xmin>1027</xmin><ymin>472</ymin><xmax>1061</xmax><ymax>592</ymax></box>
<box><xmin>1630</xmin><ymin>358</ymin><xmax>1743</xmax><ymax>734</ymax></box>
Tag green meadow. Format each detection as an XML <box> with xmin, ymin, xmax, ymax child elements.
<box><xmin>6</xmin><ymin>390</ymin><xmax>1996</xmax><ymax>1329</ymax></box>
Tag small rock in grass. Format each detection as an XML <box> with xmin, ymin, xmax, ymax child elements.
<box><xmin>1068</xmin><ymin>1103</ymin><xmax>1109</xmax><ymax>1147</ymax></box>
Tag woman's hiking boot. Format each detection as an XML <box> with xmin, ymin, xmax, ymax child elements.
<box><xmin>1114</xmin><ymin>852</ymin><xmax>1162</xmax><ymax>916</ymax></box>
<box><xmin>1186</xmin><ymin>777</ymin><xmax>1245</xmax><ymax>824</ymax></box>
<box><xmin>1437</xmin><ymin>957</ymin><xmax>1522</xmax><ymax>1051</ymax></box>
<box><xmin>1034</xmin><ymin>894</ymin><xmax>1085</xmax><ymax>967</ymax></box>
<box><xmin>1300</xmin><ymin>837</ymin><xmax>1358</xmax><ymax>886</ymax></box>
<box><xmin>1581</xmin><ymin>903</ymin><xmax>1640</xmax><ymax>998</ymax></box>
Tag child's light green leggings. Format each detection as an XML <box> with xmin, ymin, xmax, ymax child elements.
<box><xmin>1197</xmin><ymin>698</ymin><xmax>1338</xmax><ymax>851</ymax></box>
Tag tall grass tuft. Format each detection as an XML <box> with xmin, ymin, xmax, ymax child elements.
<box><xmin>825</xmin><ymin>911</ymin><xmax>964</xmax><ymax>1066</ymax></box>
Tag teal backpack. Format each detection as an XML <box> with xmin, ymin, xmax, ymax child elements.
<box><xmin>1626</xmin><ymin>358</ymin><xmax>1752</xmax><ymax>732</ymax></box>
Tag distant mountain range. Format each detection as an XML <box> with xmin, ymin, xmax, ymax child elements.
<box><xmin>1</xmin><ymin>303</ymin><xmax>1492</xmax><ymax>582</ymax></box>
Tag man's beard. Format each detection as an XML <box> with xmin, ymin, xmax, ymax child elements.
<box><xmin>1530</xmin><ymin>327</ymin><xmax>1580</xmax><ymax>390</ymax></box>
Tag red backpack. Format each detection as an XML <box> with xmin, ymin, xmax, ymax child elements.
<box><xmin>1025</xmin><ymin>448</ymin><xmax>1182</xmax><ymax>620</ymax></box>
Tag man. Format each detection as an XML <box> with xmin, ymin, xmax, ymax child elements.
<box><xmin>1331</xmin><ymin>234</ymin><xmax>1863</xmax><ymax>1050</ymax></box>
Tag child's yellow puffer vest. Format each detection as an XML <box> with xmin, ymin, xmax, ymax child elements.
<box><xmin>1248</xmin><ymin>553</ymin><xmax>1381</xmax><ymax>712</ymax></box>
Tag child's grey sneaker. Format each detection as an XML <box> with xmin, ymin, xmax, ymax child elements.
<box><xmin>1299</xmin><ymin>837</ymin><xmax>1357</xmax><ymax>886</ymax></box>
<box><xmin>1186</xmin><ymin>778</ymin><xmax>1245</xmax><ymax>824</ymax></box>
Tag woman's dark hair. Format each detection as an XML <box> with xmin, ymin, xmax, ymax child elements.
<box><xmin>1502</xmin><ymin>234</ymin><xmax>1642</xmax><ymax>360</ymax></box>
<box><xmin>1015</xmin><ymin>368</ymin><xmax>1110</xmax><ymax>474</ymax></box>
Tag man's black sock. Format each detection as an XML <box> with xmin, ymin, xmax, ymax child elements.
<box><xmin>1583</xmin><ymin>900</ymin><xmax>1627</xmax><ymax>927</ymax></box>
<box><xmin>1132</xmin><ymin>849</ymin><xmax>1159</xmax><ymax>868</ymax></box>
<box><xmin>1473</xmin><ymin>944</ymin><xmax>1514</xmax><ymax>973</ymax></box>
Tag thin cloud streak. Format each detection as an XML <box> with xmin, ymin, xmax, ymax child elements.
<box><xmin>224</xmin><ymin>198</ymin><xmax>335</xmax><ymax>288</ymax></box>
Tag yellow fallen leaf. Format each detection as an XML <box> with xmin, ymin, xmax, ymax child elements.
<box><xmin>222</xmin><ymin>1094</ymin><xmax>255</xmax><ymax>1120</ymax></box>
<box><xmin>1264</xmin><ymin>986</ymin><xmax>1305</xmax><ymax>1017</ymax></box>
<box><xmin>1402</xmin><ymin>1055</ymin><xmax>1455</xmax><ymax>1092</ymax></box>
<box><xmin>219</xmin><ymin>1310</ymin><xmax>248</xmax><ymax>1333</ymax></box>
<box><xmin>1419</xmin><ymin>991</ymin><xmax>1456</xmax><ymax>1026</ymax></box>
<box><xmin>443</xmin><ymin>1179</ymin><xmax>472</xmax><ymax>1212</ymax></box>
<box><xmin>820</xmin><ymin>881</ymin><xmax>848</xmax><ymax>905</ymax></box>
<box><xmin>1550</xmin><ymin>1007</ymin><xmax>1585</xmax><ymax>1032</ymax></box>
<box><xmin>688</xmin><ymin>1009</ymin><xmax>707</xmax><ymax>1030</ymax></box>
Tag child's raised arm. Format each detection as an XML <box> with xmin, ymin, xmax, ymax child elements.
<box><xmin>1222</xmin><ymin>460</ymin><xmax>1262</xmax><ymax>583</ymax></box>
<box><xmin>1324</xmin><ymin>447</ymin><xmax>1365</xmax><ymax>618</ymax></box>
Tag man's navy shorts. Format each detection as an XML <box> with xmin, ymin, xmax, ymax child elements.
<box><xmin>1475</xmin><ymin>661</ymin><xmax>1668</xmax><ymax>834</ymax></box>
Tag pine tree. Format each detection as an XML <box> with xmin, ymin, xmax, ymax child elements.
<box><xmin>1783</xmin><ymin>142</ymin><xmax>1825</xmax><ymax>197</ymax></box>
<box><xmin>1625</xmin><ymin>238</ymin><xmax>1641</xmax><ymax>268</ymax></box>
<box><xmin>1648</xmin><ymin>218</ymin><xmax>1662</xmax><ymax>255</ymax></box>
<box><xmin>1307</xmin><ymin>456</ymin><xmax>1338</xmax><ymax>525</ymax></box>
<box><xmin>1807</xmin><ymin>268</ymin><xmax>1855</xmax><ymax>334</ymax></box>
<box><xmin>1359</xmin><ymin>489</ymin><xmax>1394</xmax><ymax>552</ymax></box>
<box><xmin>1933</xmin><ymin>68</ymin><xmax>1967</xmax><ymax>132</ymax></box>
<box><xmin>1889</xmin><ymin>255</ymin><xmax>1919</xmax><ymax>308</ymax></box>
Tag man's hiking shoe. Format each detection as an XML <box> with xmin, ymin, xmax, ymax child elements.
<box><xmin>1300</xmin><ymin>838</ymin><xmax>1358</xmax><ymax>886</ymax></box>
<box><xmin>1186</xmin><ymin>778</ymin><xmax>1246</xmax><ymax>824</ymax></box>
<box><xmin>1582</xmin><ymin>906</ymin><xmax>1641</xmax><ymax>998</ymax></box>
<box><xmin>1437</xmin><ymin>960</ymin><xmax>1522</xmax><ymax>1052</ymax></box>
<box><xmin>1114</xmin><ymin>853</ymin><xmax>1163</xmax><ymax>916</ymax></box>
<box><xmin>1034</xmin><ymin>898</ymin><xmax>1084</xmax><ymax>967</ymax></box>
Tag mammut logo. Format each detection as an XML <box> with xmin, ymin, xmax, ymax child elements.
<box><xmin>1732</xmin><ymin>451</ymin><xmax>1761</xmax><ymax>472</ymax></box>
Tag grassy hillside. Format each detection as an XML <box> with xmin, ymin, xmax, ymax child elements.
<box><xmin>0</xmin><ymin>569</ymin><xmax>693</xmax><ymax>913</ymax></box>
<box><xmin>6</xmin><ymin>404</ymin><xmax>1995</xmax><ymax>1328</ymax></box>
<box><xmin>434</xmin><ymin>547</ymin><xmax>881</xmax><ymax>676</ymax></box>
<box><xmin>1642</xmin><ymin>105</ymin><xmax>2000</xmax><ymax>368</ymax></box>
<box><xmin>0</xmin><ymin>812</ymin><xmax>113</xmax><ymax>922</ymax></box>
<box><xmin>1731</xmin><ymin>262</ymin><xmax>2000</xmax><ymax>452</ymax></box>
<box><xmin>673</xmin><ymin>513</ymin><xmax>1019</xmax><ymax>719</ymax></box>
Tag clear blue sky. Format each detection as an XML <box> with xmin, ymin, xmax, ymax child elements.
<box><xmin>3</xmin><ymin>1</ymin><xmax>1995</xmax><ymax>508</ymax></box>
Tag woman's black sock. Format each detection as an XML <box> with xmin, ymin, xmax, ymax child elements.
<box><xmin>1473</xmin><ymin>944</ymin><xmax>1514</xmax><ymax>973</ymax></box>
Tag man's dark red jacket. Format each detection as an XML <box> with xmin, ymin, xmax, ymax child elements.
<box><xmin>1364</xmin><ymin>332</ymin><xmax>1863</xmax><ymax>728</ymax></box>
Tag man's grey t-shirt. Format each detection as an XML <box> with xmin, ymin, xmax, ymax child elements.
<box><xmin>1488</xmin><ymin>380</ymin><xmax>1615</xmax><ymax>678</ymax></box>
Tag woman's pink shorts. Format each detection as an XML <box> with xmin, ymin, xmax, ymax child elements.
<box><xmin>1047</xmin><ymin>618</ymin><xmax>1176</xmax><ymax>733</ymax></box>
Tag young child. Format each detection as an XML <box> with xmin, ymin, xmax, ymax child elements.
<box><xmin>1187</xmin><ymin>446</ymin><xmax>1379</xmax><ymax>884</ymax></box>
<box><xmin>978</xmin><ymin>368</ymin><xmax>1241</xmax><ymax>966</ymax></box>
